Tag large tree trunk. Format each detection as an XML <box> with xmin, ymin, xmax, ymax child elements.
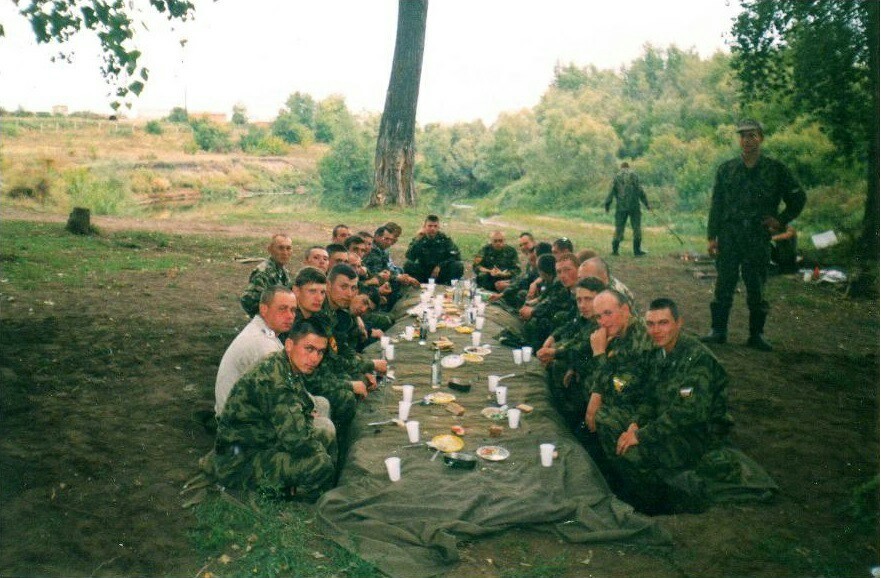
<box><xmin>370</xmin><ymin>0</ymin><xmax>428</xmax><ymax>207</ymax></box>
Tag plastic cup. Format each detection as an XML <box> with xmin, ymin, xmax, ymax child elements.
<box><xmin>473</xmin><ymin>295</ymin><xmax>481</xmax><ymax>307</ymax></box>
<box><xmin>398</xmin><ymin>401</ymin><xmax>411</xmax><ymax>421</ymax></box>
<box><xmin>428</xmin><ymin>277</ymin><xmax>436</xmax><ymax>287</ymax></box>
<box><xmin>495</xmin><ymin>386</ymin><xmax>507</xmax><ymax>406</ymax></box>
<box><xmin>404</xmin><ymin>326</ymin><xmax>415</xmax><ymax>341</ymax></box>
<box><xmin>803</xmin><ymin>270</ymin><xmax>812</xmax><ymax>282</ymax></box>
<box><xmin>477</xmin><ymin>302</ymin><xmax>487</xmax><ymax>316</ymax></box>
<box><xmin>488</xmin><ymin>375</ymin><xmax>500</xmax><ymax>392</ymax></box>
<box><xmin>475</xmin><ymin>316</ymin><xmax>485</xmax><ymax>330</ymax></box>
<box><xmin>513</xmin><ymin>349</ymin><xmax>523</xmax><ymax>365</ymax></box>
<box><xmin>385</xmin><ymin>456</ymin><xmax>401</xmax><ymax>481</ymax></box>
<box><xmin>385</xmin><ymin>344</ymin><xmax>395</xmax><ymax>361</ymax></box>
<box><xmin>406</xmin><ymin>420</ymin><xmax>420</xmax><ymax>443</ymax></box>
<box><xmin>471</xmin><ymin>331</ymin><xmax>482</xmax><ymax>347</ymax></box>
<box><xmin>401</xmin><ymin>384</ymin><xmax>414</xmax><ymax>403</ymax></box>
<box><xmin>521</xmin><ymin>346</ymin><xmax>533</xmax><ymax>363</ymax></box>
<box><xmin>380</xmin><ymin>336</ymin><xmax>391</xmax><ymax>349</ymax></box>
<box><xmin>540</xmin><ymin>443</ymin><xmax>555</xmax><ymax>467</ymax></box>
<box><xmin>428</xmin><ymin>317</ymin><xmax>438</xmax><ymax>333</ymax></box>
<box><xmin>507</xmin><ymin>408</ymin><xmax>521</xmax><ymax>429</ymax></box>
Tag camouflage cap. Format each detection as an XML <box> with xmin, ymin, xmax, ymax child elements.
<box><xmin>736</xmin><ymin>119</ymin><xmax>763</xmax><ymax>134</ymax></box>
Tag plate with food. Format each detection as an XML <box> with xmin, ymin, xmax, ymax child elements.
<box><xmin>430</xmin><ymin>434</ymin><xmax>464</xmax><ymax>453</ymax></box>
<box><xmin>440</xmin><ymin>354</ymin><xmax>464</xmax><ymax>369</ymax></box>
<box><xmin>476</xmin><ymin>445</ymin><xmax>510</xmax><ymax>461</ymax></box>
<box><xmin>462</xmin><ymin>352</ymin><xmax>484</xmax><ymax>363</ymax></box>
<box><xmin>425</xmin><ymin>392</ymin><xmax>457</xmax><ymax>404</ymax></box>
<box><xmin>433</xmin><ymin>338</ymin><xmax>455</xmax><ymax>350</ymax></box>
<box><xmin>481</xmin><ymin>407</ymin><xmax>507</xmax><ymax>420</ymax></box>
<box><xmin>454</xmin><ymin>326</ymin><xmax>475</xmax><ymax>334</ymax></box>
<box><xmin>463</xmin><ymin>345</ymin><xmax>492</xmax><ymax>356</ymax></box>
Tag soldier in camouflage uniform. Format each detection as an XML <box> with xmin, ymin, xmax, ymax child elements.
<box><xmin>473</xmin><ymin>231</ymin><xmax>521</xmax><ymax>291</ymax></box>
<box><xmin>200</xmin><ymin>319</ymin><xmax>338</xmax><ymax>501</ymax></box>
<box><xmin>703</xmin><ymin>120</ymin><xmax>806</xmax><ymax>351</ymax></box>
<box><xmin>578</xmin><ymin>257</ymin><xmax>637</xmax><ymax>313</ymax></box>
<box><xmin>240</xmin><ymin>234</ymin><xmax>294</xmax><ymax>317</ymax></box>
<box><xmin>520</xmin><ymin>253</ymin><xmax>578</xmax><ymax>350</ymax></box>
<box><xmin>404</xmin><ymin>215</ymin><xmax>464</xmax><ymax>284</ymax></box>
<box><xmin>604</xmin><ymin>162</ymin><xmax>651</xmax><ymax>256</ymax></box>
<box><xmin>609</xmin><ymin>298</ymin><xmax>733</xmax><ymax>513</ymax></box>
<box><xmin>494</xmin><ymin>241</ymin><xmax>552</xmax><ymax>310</ymax></box>
<box><xmin>537</xmin><ymin>277</ymin><xmax>606</xmax><ymax>431</ymax></box>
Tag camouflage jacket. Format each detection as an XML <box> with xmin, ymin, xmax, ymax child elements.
<box><xmin>637</xmin><ymin>334</ymin><xmax>733</xmax><ymax>446</ymax></box>
<box><xmin>405</xmin><ymin>232</ymin><xmax>461</xmax><ymax>269</ymax></box>
<box><xmin>240</xmin><ymin>258</ymin><xmax>292</xmax><ymax>317</ymax></box>
<box><xmin>473</xmin><ymin>244</ymin><xmax>521</xmax><ymax>277</ymax></box>
<box><xmin>500</xmin><ymin>264</ymin><xmax>538</xmax><ymax>308</ymax></box>
<box><xmin>551</xmin><ymin>315</ymin><xmax>599</xmax><ymax>375</ymax></box>
<box><xmin>363</xmin><ymin>246</ymin><xmax>392</xmax><ymax>277</ymax></box>
<box><xmin>707</xmin><ymin>154</ymin><xmax>806</xmax><ymax>241</ymax></box>
<box><xmin>587</xmin><ymin>318</ymin><xmax>656</xmax><ymax>423</ymax></box>
<box><xmin>302</xmin><ymin>362</ymin><xmax>358</xmax><ymax>428</ymax></box>
<box><xmin>532</xmin><ymin>280</ymin><xmax>576</xmax><ymax>324</ymax></box>
<box><xmin>321</xmin><ymin>305</ymin><xmax>374</xmax><ymax>378</ymax></box>
<box><xmin>605</xmin><ymin>168</ymin><xmax>649</xmax><ymax>213</ymax></box>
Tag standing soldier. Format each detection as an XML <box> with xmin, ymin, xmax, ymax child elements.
<box><xmin>240</xmin><ymin>233</ymin><xmax>294</xmax><ymax>318</ymax></box>
<box><xmin>605</xmin><ymin>162</ymin><xmax>651</xmax><ymax>256</ymax></box>
<box><xmin>473</xmin><ymin>231</ymin><xmax>521</xmax><ymax>291</ymax></box>
<box><xmin>702</xmin><ymin>120</ymin><xmax>806</xmax><ymax>351</ymax></box>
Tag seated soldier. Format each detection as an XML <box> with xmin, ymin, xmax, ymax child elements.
<box><xmin>364</xmin><ymin>225</ymin><xmax>418</xmax><ymax>311</ymax></box>
<box><xmin>608</xmin><ymin>298</ymin><xmax>733</xmax><ymax>514</ymax></box>
<box><xmin>576</xmin><ymin>248</ymin><xmax>599</xmax><ymax>265</ymax></box>
<box><xmin>350</xmin><ymin>287</ymin><xmax>383</xmax><ymax>352</ymax></box>
<box><xmin>552</xmin><ymin>237</ymin><xmax>575</xmax><ymax>258</ymax></box>
<box><xmin>519</xmin><ymin>253</ymin><xmax>578</xmax><ymax>349</ymax></box>
<box><xmin>537</xmin><ymin>277</ymin><xmax>606</xmax><ymax>431</ymax></box>
<box><xmin>331</xmin><ymin>224</ymin><xmax>351</xmax><ymax>245</ymax></box>
<box><xmin>303</xmin><ymin>246</ymin><xmax>330</xmax><ymax>273</ymax></box>
<box><xmin>404</xmin><ymin>214</ymin><xmax>465</xmax><ymax>284</ymax></box>
<box><xmin>578</xmin><ymin>256</ymin><xmax>637</xmax><ymax>311</ymax></box>
<box><xmin>583</xmin><ymin>289</ymin><xmax>656</xmax><ymax>487</ymax></box>
<box><xmin>200</xmin><ymin>319</ymin><xmax>339</xmax><ymax>501</ymax></box>
<box><xmin>217</xmin><ymin>287</ymin><xmax>298</xmax><ymax>415</ymax></box>
<box><xmin>240</xmin><ymin>233</ymin><xmax>293</xmax><ymax>317</ymax></box>
<box><xmin>492</xmin><ymin>241</ymin><xmax>552</xmax><ymax>310</ymax></box>
<box><xmin>326</xmin><ymin>243</ymin><xmax>349</xmax><ymax>268</ymax></box>
<box><xmin>496</xmin><ymin>232</ymin><xmax>536</xmax><ymax>292</ymax></box>
<box><xmin>473</xmin><ymin>230</ymin><xmax>521</xmax><ymax>291</ymax></box>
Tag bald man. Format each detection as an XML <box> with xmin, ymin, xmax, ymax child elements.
<box><xmin>473</xmin><ymin>231</ymin><xmax>521</xmax><ymax>291</ymax></box>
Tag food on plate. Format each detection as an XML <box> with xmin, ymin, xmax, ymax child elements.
<box><xmin>454</xmin><ymin>326</ymin><xmax>475</xmax><ymax>334</ymax></box>
<box><xmin>462</xmin><ymin>353</ymin><xmax>484</xmax><ymax>363</ymax></box>
<box><xmin>476</xmin><ymin>445</ymin><xmax>510</xmax><ymax>461</ymax></box>
<box><xmin>425</xmin><ymin>392</ymin><xmax>456</xmax><ymax>404</ymax></box>
<box><xmin>430</xmin><ymin>434</ymin><xmax>464</xmax><ymax>453</ymax></box>
<box><xmin>451</xmin><ymin>425</ymin><xmax>467</xmax><ymax>435</ymax></box>
<box><xmin>463</xmin><ymin>345</ymin><xmax>492</xmax><ymax>356</ymax></box>
<box><xmin>433</xmin><ymin>337</ymin><xmax>455</xmax><ymax>350</ymax></box>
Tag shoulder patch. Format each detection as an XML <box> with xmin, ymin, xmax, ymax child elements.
<box><xmin>679</xmin><ymin>386</ymin><xmax>694</xmax><ymax>398</ymax></box>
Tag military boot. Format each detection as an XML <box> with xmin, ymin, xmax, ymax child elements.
<box><xmin>634</xmin><ymin>239</ymin><xmax>647</xmax><ymax>257</ymax></box>
<box><xmin>746</xmin><ymin>309</ymin><xmax>773</xmax><ymax>351</ymax></box>
<box><xmin>611</xmin><ymin>239</ymin><xmax>620</xmax><ymax>256</ymax></box>
<box><xmin>700</xmin><ymin>302</ymin><xmax>729</xmax><ymax>344</ymax></box>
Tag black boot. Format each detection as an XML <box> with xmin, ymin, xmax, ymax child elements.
<box><xmin>612</xmin><ymin>239</ymin><xmax>620</xmax><ymax>256</ymax></box>
<box><xmin>634</xmin><ymin>239</ymin><xmax>647</xmax><ymax>256</ymax></box>
<box><xmin>701</xmin><ymin>302</ymin><xmax>729</xmax><ymax>344</ymax></box>
<box><xmin>746</xmin><ymin>309</ymin><xmax>773</xmax><ymax>351</ymax></box>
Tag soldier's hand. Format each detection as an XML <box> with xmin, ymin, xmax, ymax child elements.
<box><xmin>590</xmin><ymin>327</ymin><xmax>608</xmax><ymax>355</ymax></box>
<box><xmin>707</xmin><ymin>239</ymin><xmax>719</xmax><ymax>257</ymax></box>
<box><xmin>364</xmin><ymin>373</ymin><xmax>378</xmax><ymax>391</ymax></box>
<box><xmin>351</xmin><ymin>381</ymin><xmax>368</xmax><ymax>398</ymax></box>
<box><xmin>430</xmin><ymin>266</ymin><xmax>441</xmax><ymax>279</ymax></box>
<box><xmin>519</xmin><ymin>305</ymin><xmax>534</xmax><ymax>321</ymax></box>
<box><xmin>537</xmin><ymin>346</ymin><xmax>555</xmax><ymax>365</ymax></box>
<box><xmin>488</xmin><ymin>292</ymin><xmax>502</xmax><ymax>302</ymax></box>
<box><xmin>378</xmin><ymin>270</ymin><xmax>391</xmax><ymax>281</ymax></box>
<box><xmin>762</xmin><ymin>215</ymin><xmax>782</xmax><ymax>233</ymax></box>
<box><xmin>494</xmin><ymin>280</ymin><xmax>510</xmax><ymax>291</ymax></box>
<box><xmin>563</xmin><ymin>369</ymin><xmax>577</xmax><ymax>387</ymax></box>
<box><xmin>373</xmin><ymin>359</ymin><xmax>388</xmax><ymax>374</ymax></box>
<box><xmin>616</xmin><ymin>424</ymin><xmax>640</xmax><ymax>455</ymax></box>
<box><xmin>585</xmin><ymin>393</ymin><xmax>602</xmax><ymax>433</ymax></box>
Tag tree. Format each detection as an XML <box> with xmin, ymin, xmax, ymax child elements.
<box><xmin>231</xmin><ymin>104</ymin><xmax>248</xmax><ymax>125</ymax></box>
<box><xmin>7</xmin><ymin>0</ymin><xmax>195</xmax><ymax>109</ymax></box>
<box><xmin>369</xmin><ymin>0</ymin><xmax>428</xmax><ymax>207</ymax></box>
<box><xmin>731</xmin><ymin>0</ymin><xmax>878</xmax><ymax>282</ymax></box>
<box><xmin>314</xmin><ymin>95</ymin><xmax>355</xmax><ymax>143</ymax></box>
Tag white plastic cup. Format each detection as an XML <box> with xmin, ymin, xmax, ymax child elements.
<box><xmin>473</xmin><ymin>295</ymin><xmax>481</xmax><ymax>307</ymax></box>
<box><xmin>477</xmin><ymin>302</ymin><xmax>487</xmax><ymax>316</ymax></box>
<box><xmin>521</xmin><ymin>346</ymin><xmax>533</xmax><ymax>363</ymax></box>
<box><xmin>803</xmin><ymin>270</ymin><xmax>812</xmax><ymax>282</ymax></box>
<box><xmin>434</xmin><ymin>295</ymin><xmax>444</xmax><ymax>307</ymax></box>
<box><xmin>495</xmin><ymin>386</ymin><xmax>507</xmax><ymax>406</ymax></box>
<box><xmin>507</xmin><ymin>408</ymin><xmax>521</xmax><ymax>429</ymax></box>
<box><xmin>404</xmin><ymin>326</ymin><xmax>415</xmax><ymax>341</ymax></box>
<box><xmin>380</xmin><ymin>335</ymin><xmax>391</xmax><ymax>349</ymax></box>
<box><xmin>513</xmin><ymin>349</ymin><xmax>523</xmax><ymax>365</ymax></box>
<box><xmin>398</xmin><ymin>401</ymin><xmax>411</xmax><ymax>421</ymax></box>
<box><xmin>488</xmin><ymin>374</ymin><xmax>500</xmax><ymax>392</ymax></box>
<box><xmin>471</xmin><ymin>331</ymin><xmax>482</xmax><ymax>347</ymax></box>
<box><xmin>401</xmin><ymin>384</ymin><xmax>414</xmax><ymax>403</ymax></box>
<box><xmin>428</xmin><ymin>277</ymin><xmax>436</xmax><ymax>288</ymax></box>
<box><xmin>385</xmin><ymin>344</ymin><xmax>395</xmax><ymax>361</ymax></box>
<box><xmin>405</xmin><ymin>420</ymin><xmax>420</xmax><ymax>443</ymax></box>
<box><xmin>475</xmin><ymin>316</ymin><xmax>485</xmax><ymax>330</ymax></box>
<box><xmin>385</xmin><ymin>456</ymin><xmax>401</xmax><ymax>481</ymax></box>
<box><xmin>428</xmin><ymin>317</ymin><xmax>438</xmax><ymax>333</ymax></box>
<box><xmin>540</xmin><ymin>443</ymin><xmax>555</xmax><ymax>467</ymax></box>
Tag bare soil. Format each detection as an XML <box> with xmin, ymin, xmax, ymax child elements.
<box><xmin>0</xmin><ymin>212</ymin><xmax>877</xmax><ymax>577</ymax></box>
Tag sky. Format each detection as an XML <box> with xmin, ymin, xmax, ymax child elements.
<box><xmin>0</xmin><ymin>0</ymin><xmax>740</xmax><ymax>125</ymax></box>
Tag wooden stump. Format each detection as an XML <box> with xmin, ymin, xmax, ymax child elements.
<box><xmin>65</xmin><ymin>207</ymin><xmax>93</xmax><ymax>235</ymax></box>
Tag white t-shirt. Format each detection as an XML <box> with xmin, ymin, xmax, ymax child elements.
<box><xmin>214</xmin><ymin>315</ymin><xmax>283</xmax><ymax>415</ymax></box>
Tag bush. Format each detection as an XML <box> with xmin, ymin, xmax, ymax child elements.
<box><xmin>271</xmin><ymin>113</ymin><xmax>314</xmax><ymax>145</ymax></box>
<box><xmin>239</xmin><ymin>126</ymin><xmax>289</xmax><ymax>155</ymax></box>
<box><xmin>318</xmin><ymin>132</ymin><xmax>372</xmax><ymax>208</ymax></box>
<box><xmin>145</xmin><ymin>120</ymin><xmax>163</xmax><ymax>135</ymax></box>
<box><xmin>64</xmin><ymin>168</ymin><xmax>129</xmax><ymax>215</ymax></box>
<box><xmin>190</xmin><ymin>119</ymin><xmax>232</xmax><ymax>153</ymax></box>
<box><xmin>167</xmin><ymin>107</ymin><xmax>188</xmax><ymax>123</ymax></box>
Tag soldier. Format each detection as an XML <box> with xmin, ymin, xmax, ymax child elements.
<box><xmin>240</xmin><ymin>233</ymin><xmax>293</xmax><ymax>318</ymax></box>
<box><xmin>703</xmin><ymin>119</ymin><xmax>806</xmax><ymax>351</ymax></box>
<box><xmin>473</xmin><ymin>230</ymin><xmax>521</xmax><ymax>291</ymax></box>
<box><xmin>404</xmin><ymin>215</ymin><xmax>465</xmax><ymax>284</ymax></box>
<box><xmin>537</xmin><ymin>277</ymin><xmax>606</xmax><ymax>431</ymax></box>
<box><xmin>578</xmin><ymin>256</ymin><xmax>637</xmax><ymax>311</ymax></box>
<box><xmin>551</xmin><ymin>237</ymin><xmax>575</xmax><ymax>258</ymax></box>
<box><xmin>331</xmin><ymin>224</ymin><xmax>351</xmax><ymax>245</ymax></box>
<box><xmin>326</xmin><ymin>243</ymin><xmax>349</xmax><ymax>268</ymax></box>
<box><xmin>605</xmin><ymin>161</ymin><xmax>651</xmax><ymax>256</ymax></box>
<box><xmin>610</xmin><ymin>298</ymin><xmax>733</xmax><ymax>513</ymax></box>
<box><xmin>200</xmin><ymin>319</ymin><xmax>339</xmax><ymax>501</ymax></box>
<box><xmin>520</xmin><ymin>253</ymin><xmax>579</xmax><ymax>349</ymax></box>
<box><xmin>217</xmin><ymin>287</ymin><xmax>298</xmax><ymax>415</ymax></box>
<box><xmin>303</xmin><ymin>246</ymin><xmax>330</xmax><ymax>273</ymax></box>
<box><xmin>583</xmin><ymin>290</ymin><xmax>656</xmax><ymax>478</ymax></box>
<box><xmin>492</xmin><ymin>241</ymin><xmax>551</xmax><ymax>310</ymax></box>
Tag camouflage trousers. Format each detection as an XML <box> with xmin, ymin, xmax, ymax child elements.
<box><xmin>545</xmin><ymin>362</ymin><xmax>587</xmax><ymax>432</ymax></box>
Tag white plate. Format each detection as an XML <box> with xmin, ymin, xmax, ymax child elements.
<box><xmin>476</xmin><ymin>446</ymin><xmax>510</xmax><ymax>461</ymax></box>
<box><xmin>441</xmin><ymin>354</ymin><xmax>464</xmax><ymax>369</ymax></box>
<box><xmin>463</xmin><ymin>345</ymin><xmax>492</xmax><ymax>356</ymax></box>
<box><xmin>481</xmin><ymin>407</ymin><xmax>507</xmax><ymax>420</ymax></box>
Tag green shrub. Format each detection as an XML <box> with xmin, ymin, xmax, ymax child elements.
<box><xmin>190</xmin><ymin>119</ymin><xmax>232</xmax><ymax>153</ymax></box>
<box><xmin>239</xmin><ymin>126</ymin><xmax>289</xmax><ymax>155</ymax></box>
<box><xmin>145</xmin><ymin>120</ymin><xmax>163</xmax><ymax>135</ymax></box>
<box><xmin>167</xmin><ymin>107</ymin><xmax>188</xmax><ymax>123</ymax></box>
<box><xmin>64</xmin><ymin>168</ymin><xmax>129</xmax><ymax>215</ymax></box>
<box><xmin>318</xmin><ymin>132</ymin><xmax>372</xmax><ymax>208</ymax></box>
<box><xmin>271</xmin><ymin>113</ymin><xmax>314</xmax><ymax>145</ymax></box>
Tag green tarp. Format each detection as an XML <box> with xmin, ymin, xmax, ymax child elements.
<box><xmin>316</xmin><ymin>292</ymin><xmax>670</xmax><ymax>578</ymax></box>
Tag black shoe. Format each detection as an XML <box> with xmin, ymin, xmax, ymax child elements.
<box><xmin>634</xmin><ymin>249</ymin><xmax>647</xmax><ymax>257</ymax></box>
<box><xmin>746</xmin><ymin>334</ymin><xmax>773</xmax><ymax>351</ymax></box>
<box><xmin>700</xmin><ymin>330</ymin><xmax>727</xmax><ymax>344</ymax></box>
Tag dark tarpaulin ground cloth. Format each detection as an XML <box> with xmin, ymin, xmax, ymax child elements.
<box><xmin>316</xmin><ymin>290</ymin><xmax>670</xmax><ymax>578</ymax></box>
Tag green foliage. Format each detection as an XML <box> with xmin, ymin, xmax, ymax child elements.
<box><xmin>144</xmin><ymin>120</ymin><xmax>163</xmax><ymax>135</ymax></box>
<box><xmin>271</xmin><ymin>114</ymin><xmax>314</xmax><ymax>145</ymax></box>
<box><xmin>239</xmin><ymin>126</ymin><xmax>289</xmax><ymax>156</ymax></box>
<box><xmin>190</xmin><ymin>119</ymin><xmax>232</xmax><ymax>153</ymax></box>
<box><xmin>417</xmin><ymin>121</ymin><xmax>490</xmax><ymax>198</ymax></box>
<box><xmin>64</xmin><ymin>168</ymin><xmax>129</xmax><ymax>215</ymax></box>
<box><xmin>318</xmin><ymin>126</ymin><xmax>374</xmax><ymax>209</ymax></box>
<box><xmin>231</xmin><ymin>104</ymin><xmax>248</xmax><ymax>125</ymax></box>
<box><xmin>314</xmin><ymin>95</ymin><xmax>355</xmax><ymax>143</ymax></box>
<box><xmin>167</xmin><ymin>107</ymin><xmax>189</xmax><ymax>123</ymax></box>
